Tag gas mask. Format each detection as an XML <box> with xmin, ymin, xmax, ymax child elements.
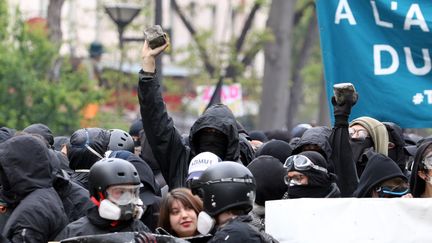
<box><xmin>197</xmin><ymin>211</ymin><xmax>216</xmax><ymax>235</ymax></box>
<box><xmin>98</xmin><ymin>185</ymin><xmax>145</xmax><ymax>221</ymax></box>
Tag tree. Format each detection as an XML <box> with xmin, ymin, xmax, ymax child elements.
<box><xmin>0</xmin><ymin>3</ymin><xmax>104</xmax><ymax>134</ymax></box>
<box><xmin>258</xmin><ymin>0</ymin><xmax>297</xmax><ymax>130</ymax></box>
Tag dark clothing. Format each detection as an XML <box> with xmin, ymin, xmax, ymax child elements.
<box><xmin>55</xmin><ymin>206</ymin><xmax>150</xmax><ymax>240</ymax></box>
<box><xmin>0</xmin><ymin>127</ymin><xmax>15</xmax><ymax>144</ymax></box>
<box><xmin>67</xmin><ymin>128</ymin><xmax>110</xmax><ymax>170</ymax></box>
<box><xmin>3</xmin><ymin>188</ymin><xmax>68</xmax><ymax>242</ymax></box>
<box><xmin>409</xmin><ymin>141</ymin><xmax>432</xmax><ymax>197</ymax></box>
<box><xmin>248</xmin><ymin>207</ymin><xmax>279</xmax><ymax>243</ymax></box>
<box><xmin>54</xmin><ymin>177</ymin><xmax>92</xmax><ymax>223</ymax></box>
<box><xmin>0</xmin><ymin>135</ymin><xmax>68</xmax><ymax>242</ymax></box>
<box><xmin>138</xmin><ymin>71</ymin><xmax>240</xmax><ymax>189</ymax></box>
<box><xmin>247</xmin><ymin>156</ymin><xmax>287</xmax><ymax>205</ymax></box>
<box><xmin>209</xmin><ymin>215</ymin><xmax>266</xmax><ymax>243</ymax></box>
<box><xmin>329</xmin><ymin>121</ymin><xmax>359</xmax><ymax>197</ymax></box>
<box><xmin>254</xmin><ymin>140</ymin><xmax>292</xmax><ymax>164</ymax></box>
<box><xmin>292</xmin><ymin>126</ymin><xmax>333</xmax><ymax>164</ymax></box>
<box><xmin>23</xmin><ymin>123</ymin><xmax>54</xmax><ymax>146</ymax></box>
<box><xmin>353</xmin><ymin>152</ymin><xmax>407</xmax><ymax>198</ymax></box>
<box><xmin>239</xmin><ymin>133</ymin><xmax>255</xmax><ymax>166</ymax></box>
<box><xmin>70</xmin><ymin>171</ymin><xmax>90</xmax><ymax>190</ymax></box>
<box><xmin>285</xmin><ymin>182</ymin><xmax>340</xmax><ymax>199</ymax></box>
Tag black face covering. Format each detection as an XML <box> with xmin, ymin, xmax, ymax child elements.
<box><xmin>287</xmin><ymin>185</ymin><xmax>330</xmax><ymax>199</ymax></box>
<box><xmin>350</xmin><ymin>137</ymin><xmax>374</xmax><ymax>163</ymax></box>
<box><xmin>195</xmin><ymin>130</ymin><xmax>228</xmax><ymax>160</ymax></box>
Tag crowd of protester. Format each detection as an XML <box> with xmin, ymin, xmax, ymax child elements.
<box><xmin>0</xmin><ymin>38</ymin><xmax>429</xmax><ymax>243</ymax></box>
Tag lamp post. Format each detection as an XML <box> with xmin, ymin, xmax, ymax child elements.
<box><xmin>104</xmin><ymin>4</ymin><xmax>141</xmax><ymax>112</ymax></box>
<box><xmin>104</xmin><ymin>3</ymin><xmax>141</xmax><ymax>49</ymax></box>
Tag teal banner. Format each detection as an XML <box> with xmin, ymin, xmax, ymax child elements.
<box><xmin>316</xmin><ymin>0</ymin><xmax>432</xmax><ymax>128</ymax></box>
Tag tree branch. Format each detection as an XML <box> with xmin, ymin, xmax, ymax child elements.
<box><xmin>171</xmin><ymin>0</ymin><xmax>215</xmax><ymax>77</ymax></box>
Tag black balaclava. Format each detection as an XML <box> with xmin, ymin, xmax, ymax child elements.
<box><xmin>195</xmin><ymin>129</ymin><xmax>228</xmax><ymax>160</ymax></box>
<box><xmin>286</xmin><ymin>151</ymin><xmax>334</xmax><ymax>199</ymax></box>
<box><xmin>350</xmin><ymin>137</ymin><xmax>374</xmax><ymax>164</ymax></box>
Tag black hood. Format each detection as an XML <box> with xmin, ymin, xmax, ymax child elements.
<box><xmin>0</xmin><ymin>127</ymin><xmax>15</xmax><ymax>144</ymax></box>
<box><xmin>409</xmin><ymin>141</ymin><xmax>432</xmax><ymax>197</ymax></box>
<box><xmin>255</xmin><ymin>139</ymin><xmax>292</xmax><ymax>164</ymax></box>
<box><xmin>67</xmin><ymin>128</ymin><xmax>110</xmax><ymax>170</ymax></box>
<box><xmin>23</xmin><ymin>123</ymin><xmax>54</xmax><ymax>146</ymax></box>
<box><xmin>0</xmin><ymin>135</ymin><xmax>54</xmax><ymax>204</ymax></box>
<box><xmin>189</xmin><ymin>104</ymin><xmax>240</xmax><ymax>161</ymax></box>
<box><xmin>247</xmin><ymin>155</ymin><xmax>287</xmax><ymax>205</ymax></box>
<box><xmin>353</xmin><ymin>152</ymin><xmax>406</xmax><ymax>198</ymax></box>
<box><xmin>292</xmin><ymin>126</ymin><xmax>332</xmax><ymax>161</ymax></box>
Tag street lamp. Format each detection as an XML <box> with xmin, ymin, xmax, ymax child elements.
<box><xmin>104</xmin><ymin>3</ymin><xmax>142</xmax><ymax>49</ymax></box>
<box><xmin>104</xmin><ymin>3</ymin><xmax>141</xmax><ymax>112</ymax></box>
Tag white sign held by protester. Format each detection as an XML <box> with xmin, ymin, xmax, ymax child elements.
<box><xmin>266</xmin><ymin>198</ymin><xmax>432</xmax><ymax>243</ymax></box>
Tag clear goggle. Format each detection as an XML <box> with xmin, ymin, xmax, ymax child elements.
<box><xmin>106</xmin><ymin>184</ymin><xmax>141</xmax><ymax>205</ymax></box>
<box><xmin>348</xmin><ymin>127</ymin><xmax>369</xmax><ymax>140</ymax></box>
<box><xmin>284</xmin><ymin>155</ymin><xmax>328</xmax><ymax>173</ymax></box>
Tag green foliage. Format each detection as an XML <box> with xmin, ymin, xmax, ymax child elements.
<box><xmin>0</xmin><ymin>7</ymin><xmax>104</xmax><ymax>134</ymax></box>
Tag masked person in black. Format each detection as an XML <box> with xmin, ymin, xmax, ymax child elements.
<box><xmin>55</xmin><ymin>158</ymin><xmax>150</xmax><ymax>240</ymax></box>
<box><xmin>353</xmin><ymin>152</ymin><xmax>412</xmax><ymax>198</ymax></box>
<box><xmin>0</xmin><ymin>135</ymin><xmax>68</xmax><ymax>242</ymax></box>
<box><xmin>349</xmin><ymin>117</ymin><xmax>389</xmax><ymax>177</ymax></box>
<box><xmin>283</xmin><ymin>151</ymin><xmax>340</xmax><ymax>199</ymax></box>
<box><xmin>191</xmin><ymin>162</ymin><xmax>273</xmax><ymax>243</ymax></box>
<box><xmin>247</xmin><ymin>156</ymin><xmax>285</xmax><ymax>243</ymax></box>
<box><xmin>138</xmin><ymin>39</ymin><xmax>240</xmax><ymax>189</ymax></box>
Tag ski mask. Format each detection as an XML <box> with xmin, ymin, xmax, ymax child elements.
<box><xmin>195</xmin><ymin>130</ymin><xmax>228</xmax><ymax>160</ymax></box>
<box><xmin>350</xmin><ymin>137</ymin><xmax>374</xmax><ymax>163</ymax></box>
<box><xmin>286</xmin><ymin>171</ymin><xmax>333</xmax><ymax>199</ymax></box>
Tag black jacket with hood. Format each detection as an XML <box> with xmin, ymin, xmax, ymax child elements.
<box><xmin>353</xmin><ymin>152</ymin><xmax>407</xmax><ymax>198</ymax></box>
<box><xmin>409</xmin><ymin>141</ymin><xmax>432</xmax><ymax>197</ymax></box>
<box><xmin>0</xmin><ymin>135</ymin><xmax>68</xmax><ymax>242</ymax></box>
<box><xmin>138</xmin><ymin>71</ymin><xmax>240</xmax><ymax>189</ymax></box>
<box><xmin>55</xmin><ymin>206</ymin><xmax>150</xmax><ymax>241</ymax></box>
<box><xmin>67</xmin><ymin>128</ymin><xmax>110</xmax><ymax>189</ymax></box>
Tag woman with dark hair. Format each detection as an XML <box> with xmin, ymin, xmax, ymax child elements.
<box><xmin>157</xmin><ymin>188</ymin><xmax>202</xmax><ymax>238</ymax></box>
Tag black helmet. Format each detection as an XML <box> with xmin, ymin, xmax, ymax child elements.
<box><xmin>89</xmin><ymin>158</ymin><xmax>140</xmax><ymax>200</ymax></box>
<box><xmin>108</xmin><ymin>129</ymin><xmax>134</xmax><ymax>153</ymax></box>
<box><xmin>192</xmin><ymin>161</ymin><xmax>256</xmax><ymax>217</ymax></box>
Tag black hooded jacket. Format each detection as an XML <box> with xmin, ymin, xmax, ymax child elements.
<box><xmin>138</xmin><ymin>71</ymin><xmax>240</xmax><ymax>189</ymax></box>
<box><xmin>409</xmin><ymin>141</ymin><xmax>432</xmax><ymax>197</ymax></box>
<box><xmin>353</xmin><ymin>152</ymin><xmax>407</xmax><ymax>198</ymax></box>
<box><xmin>67</xmin><ymin>128</ymin><xmax>110</xmax><ymax>189</ymax></box>
<box><xmin>55</xmin><ymin>206</ymin><xmax>150</xmax><ymax>241</ymax></box>
<box><xmin>209</xmin><ymin>215</ymin><xmax>267</xmax><ymax>243</ymax></box>
<box><xmin>292</xmin><ymin>127</ymin><xmax>333</xmax><ymax>163</ymax></box>
<box><xmin>0</xmin><ymin>135</ymin><xmax>68</xmax><ymax>242</ymax></box>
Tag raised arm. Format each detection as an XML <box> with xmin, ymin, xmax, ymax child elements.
<box><xmin>329</xmin><ymin>92</ymin><xmax>359</xmax><ymax>197</ymax></box>
<box><xmin>138</xmin><ymin>40</ymin><xmax>189</xmax><ymax>189</ymax></box>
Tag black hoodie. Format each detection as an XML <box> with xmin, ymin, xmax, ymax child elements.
<box><xmin>138</xmin><ymin>71</ymin><xmax>240</xmax><ymax>189</ymax></box>
<box><xmin>292</xmin><ymin>126</ymin><xmax>333</xmax><ymax>163</ymax></box>
<box><xmin>409</xmin><ymin>141</ymin><xmax>432</xmax><ymax>197</ymax></box>
<box><xmin>353</xmin><ymin>152</ymin><xmax>407</xmax><ymax>198</ymax></box>
<box><xmin>0</xmin><ymin>135</ymin><xmax>68</xmax><ymax>242</ymax></box>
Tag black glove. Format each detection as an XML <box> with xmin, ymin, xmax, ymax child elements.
<box><xmin>332</xmin><ymin>92</ymin><xmax>358</xmax><ymax>127</ymax></box>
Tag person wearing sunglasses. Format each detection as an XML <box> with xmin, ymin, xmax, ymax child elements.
<box><xmin>283</xmin><ymin>151</ymin><xmax>340</xmax><ymax>199</ymax></box>
<box><xmin>409</xmin><ymin>141</ymin><xmax>432</xmax><ymax>198</ymax></box>
<box><xmin>353</xmin><ymin>152</ymin><xmax>412</xmax><ymax>198</ymax></box>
